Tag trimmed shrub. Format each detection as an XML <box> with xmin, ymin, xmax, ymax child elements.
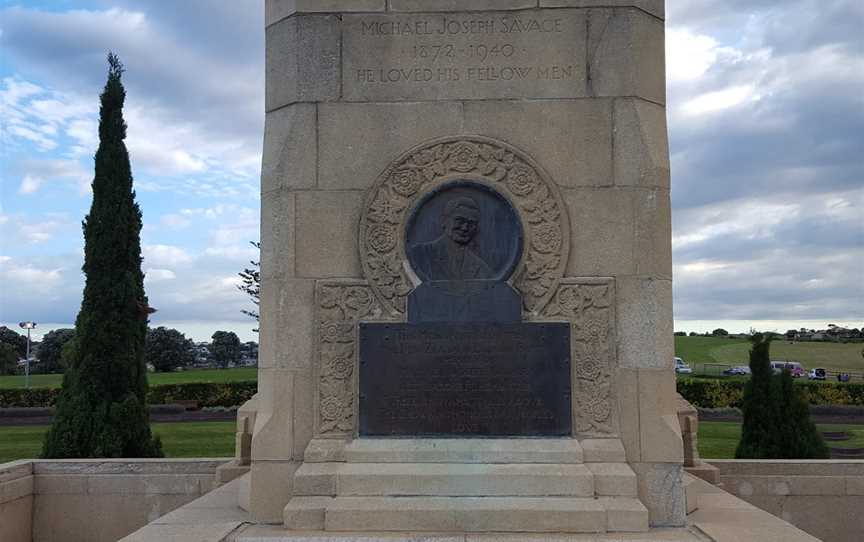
<box><xmin>1</xmin><ymin>381</ymin><xmax>257</xmax><ymax>409</ymax></box>
<box><xmin>676</xmin><ymin>379</ymin><xmax>864</xmax><ymax>408</ymax></box>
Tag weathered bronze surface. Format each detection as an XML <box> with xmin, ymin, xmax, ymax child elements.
<box><xmin>359</xmin><ymin>322</ymin><xmax>571</xmax><ymax>437</ymax></box>
<box><xmin>406</xmin><ymin>181</ymin><xmax>523</xmax><ymax>283</ymax></box>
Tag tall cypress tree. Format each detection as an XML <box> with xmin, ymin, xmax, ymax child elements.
<box><xmin>736</xmin><ymin>333</ymin><xmax>828</xmax><ymax>459</ymax></box>
<box><xmin>43</xmin><ymin>54</ymin><xmax>162</xmax><ymax>458</ymax></box>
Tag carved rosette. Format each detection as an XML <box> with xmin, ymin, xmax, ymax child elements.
<box><xmin>359</xmin><ymin>136</ymin><xmax>569</xmax><ymax>316</ymax></box>
<box><xmin>541</xmin><ymin>279</ymin><xmax>616</xmax><ymax>435</ymax></box>
<box><xmin>316</xmin><ymin>281</ymin><xmax>383</xmax><ymax>437</ymax></box>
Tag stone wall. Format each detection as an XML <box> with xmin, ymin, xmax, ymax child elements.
<box><xmin>256</xmin><ymin>0</ymin><xmax>682</xmax><ymax>527</ymax></box>
<box><xmin>0</xmin><ymin>459</ymin><xmax>222</xmax><ymax>542</ymax></box>
<box><xmin>712</xmin><ymin>459</ymin><xmax>864</xmax><ymax>542</ymax></box>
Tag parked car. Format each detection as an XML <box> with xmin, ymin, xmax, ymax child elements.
<box><xmin>674</xmin><ymin>357</ymin><xmax>693</xmax><ymax>374</ymax></box>
<box><xmin>770</xmin><ymin>361</ymin><xmax>806</xmax><ymax>378</ymax></box>
<box><xmin>808</xmin><ymin>368</ymin><xmax>827</xmax><ymax>381</ymax></box>
<box><xmin>722</xmin><ymin>365</ymin><xmax>751</xmax><ymax>376</ymax></box>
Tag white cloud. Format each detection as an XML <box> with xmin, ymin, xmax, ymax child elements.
<box><xmin>144</xmin><ymin>268</ymin><xmax>177</xmax><ymax>283</ymax></box>
<box><xmin>680</xmin><ymin>84</ymin><xmax>758</xmax><ymax>116</ymax></box>
<box><xmin>0</xmin><ymin>258</ymin><xmax>64</xmax><ymax>293</ymax></box>
<box><xmin>143</xmin><ymin>244</ymin><xmax>194</xmax><ymax>267</ymax></box>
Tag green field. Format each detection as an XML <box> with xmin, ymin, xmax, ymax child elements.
<box><xmin>675</xmin><ymin>336</ymin><xmax>864</xmax><ymax>374</ymax></box>
<box><xmin>0</xmin><ymin>367</ymin><xmax>258</xmax><ymax>390</ymax></box>
<box><xmin>0</xmin><ymin>421</ymin><xmax>236</xmax><ymax>463</ymax></box>
<box><xmin>697</xmin><ymin>421</ymin><xmax>864</xmax><ymax>459</ymax></box>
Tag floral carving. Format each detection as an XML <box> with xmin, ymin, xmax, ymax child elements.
<box><xmin>316</xmin><ymin>281</ymin><xmax>383</xmax><ymax>436</ymax></box>
<box><xmin>541</xmin><ymin>279</ymin><xmax>616</xmax><ymax>435</ymax></box>
<box><xmin>367</xmin><ymin>224</ymin><xmax>397</xmax><ymax>253</ymax></box>
<box><xmin>391</xmin><ymin>169</ymin><xmax>422</xmax><ymax>197</ymax></box>
<box><xmin>506</xmin><ymin>163</ymin><xmax>538</xmax><ymax>196</ymax></box>
<box><xmin>360</xmin><ymin>136</ymin><xmax>569</xmax><ymax>316</ymax></box>
<box><xmin>448</xmin><ymin>142</ymin><xmax>480</xmax><ymax>172</ymax></box>
<box><xmin>532</xmin><ymin>223</ymin><xmax>563</xmax><ymax>254</ymax></box>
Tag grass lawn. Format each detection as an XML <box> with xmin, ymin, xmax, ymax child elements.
<box><xmin>697</xmin><ymin>421</ymin><xmax>864</xmax><ymax>459</ymax></box>
<box><xmin>0</xmin><ymin>422</ymin><xmax>236</xmax><ymax>463</ymax></box>
<box><xmin>0</xmin><ymin>367</ymin><xmax>258</xmax><ymax>390</ymax></box>
<box><xmin>675</xmin><ymin>336</ymin><xmax>864</xmax><ymax>374</ymax></box>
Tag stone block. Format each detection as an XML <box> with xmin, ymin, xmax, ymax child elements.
<box><xmin>336</xmin><ymin>463</ymin><xmax>594</xmax><ymax>497</ymax></box>
<box><xmin>33</xmin><ymin>475</ymin><xmax>86</xmax><ymax>495</ymax></box>
<box><xmin>0</xmin><ymin>475</ymin><xmax>32</xmax><ymax>504</ymax></box>
<box><xmin>267</xmin><ymin>1</ymin><xmax>386</xmax><ymax>27</ymax></box>
<box><xmin>598</xmin><ymin>497</ymin><xmax>649</xmax><ymax>532</ymax></box>
<box><xmin>634</xmin><ymin>188</ymin><xmax>672</xmax><ymax>279</ymax></box>
<box><xmin>541</xmin><ymin>0</ymin><xmax>664</xmax><ymax>20</ymax></box>
<box><xmin>638</xmin><ymin>369</ymin><xmax>683</xmax><ymax>464</ymax></box>
<box><xmin>318</xmin><ymin>101</ymin><xmax>462</xmax><ymax>191</ymax></box>
<box><xmin>614</xmin><ymin>99</ymin><xmax>670</xmax><ymax>189</ymax></box>
<box><xmin>586</xmin><ymin>463</ymin><xmax>637</xmax><ymax>496</ymax></box>
<box><xmin>292</xmin><ymin>369</ymin><xmax>316</xmax><ymax>461</ymax></box>
<box><xmin>261</xmin><ymin>105</ymin><xmax>317</xmax><ymax>195</ymax></box>
<box><xmin>344</xmin><ymin>438</ymin><xmax>584</xmax><ymax>464</ymax></box>
<box><xmin>0</xmin><ymin>495</ymin><xmax>32</xmax><ymax>542</ymax></box>
<box><xmin>342</xmin><ymin>10</ymin><xmax>587</xmax><ymax>102</ymax></box>
<box><xmin>580</xmin><ymin>439</ymin><xmax>626</xmax><ymax>463</ymax></box>
<box><xmin>616</xmin><ymin>368</ymin><xmax>641</xmax><ymax>462</ymax></box>
<box><xmin>295</xmin><ymin>190</ymin><xmax>365</xmax><ymax>277</ymax></box>
<box><xmin>463</xmin><ymin>99</ymin><xmax>612</xmax><ymax>188</ymax></box>
<box><xmin>266</xmin><ymin>15</ymin><xmax>341</xmax><ymax>111</ymax></box>
<box><xmin>283</xmin><ymin>496</ymin><xmax>330</xmax><ymax>530</ymax></box>
<box><xmin>258</xmin><ymin>279</ymin><xmax>315</xmax><ymax>369</ymax></box>
<box><xmin>389</xmin><ymin>0</ymin><xmax>537</xmax><ymax>12</ymax></box>
<box><xmin>85</xmin><ymin>474</ymin><xmax>200</xmax><ymax>496</ymax></box>
<box><xmin>780</xmin><ymin>495</ymin><xmax>848</xmax><ymax>542</ymax></box>
<box><xmin>587</xmin><ymin>8</ymin><xmax>665</xmax><ymax>104</ymax></box>
<box><xmin>848</xmin><ymin>476</ymin><xmax>864</xmax><ymax>495</ymax></box>
<box><xmin>252</xmin><ymin>369</ymin><xmax>299</xmax><ymax>461</ymax></box>
<box><xmin>616</xmin><ymin>276</ymin><xmax>673</xmax><ymax>369</ymax></box>
<box><xmin>561</xmin><ymin>188</ymin><xmax>635</xmax><ymax>276</ymax></box>
<box><xmin>323</xmin><ymin>496</ymin><xmax>607</xmax><ymax>532</ymax></box>
<box><xmin>293</xmin><ymin>463</ymin><xmax>338</xmax><ymax>496</ymax></box>
<box><xmin>0</xmin><ymin>461</ymin><xmax>31</xmax><ymax>484</ymax></box>
<box><xmin>249</xmin><ymin>461</ymin><xmax>300</xmax><ymax>523</ymax></box>
<box><xmin>632</xmin><ymin>462</ymin><xmax>685</xmax><ymax>528</ymax></box>
<box><xmin>304</xmin><ymin>439</ymin><xmax>349</xmax><ymax>463</ymax></box>
<box><xmin>119</xmin><ymin>522</ymin><xmax>245</xmax><ymax>542</ymax></box>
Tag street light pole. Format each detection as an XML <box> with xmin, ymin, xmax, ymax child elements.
<box><xmin>18</xmin><ymin>322</ymin><xmax>37</xmax><ymax>389</ymax></box>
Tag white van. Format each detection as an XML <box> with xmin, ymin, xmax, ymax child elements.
<box><xmin>674</xmin><ymin>357</ymin><xmax>693</xmax><ymax>374</ymax></box>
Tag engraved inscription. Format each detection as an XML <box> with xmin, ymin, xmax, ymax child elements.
<box><xmin>343</xmin><ymin>10</ymin><xmax>587</xmax><ymax>101</ymax></box>
<box><xmin>359</xmin><ymin>322</ymin><xmax>571</xmax><ymax>437</ymax></box>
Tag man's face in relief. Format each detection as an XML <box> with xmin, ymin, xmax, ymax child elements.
<box><xmin>444</xmin><ymin>207</ymin><xmax>480</xmax><ymax>245</ymax></box>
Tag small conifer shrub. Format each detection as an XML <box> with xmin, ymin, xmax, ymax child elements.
<box><xmin>43</xmin><ymin>54</ymin><xmax>162</xmax><ymax>458</ymax></box>
<box><xmin>736</xmin><ymin>334</ymin><xmax>828</xmax><ymax>459</ymax></box>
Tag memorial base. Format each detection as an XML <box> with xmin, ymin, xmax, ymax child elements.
<box><xmin>283</xmin><ymin>438</ymin><xmax>649</xmax><ymax>534</ymax></box>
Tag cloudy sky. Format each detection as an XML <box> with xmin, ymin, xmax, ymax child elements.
<box><xmin>1</xmin><ymin>0</ymin><xmax>861</xmax><ymax>342</ymax></box>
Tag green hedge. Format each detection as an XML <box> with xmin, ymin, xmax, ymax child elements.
<box><xmin>677</xmin><ymin>379</ymin><xmax>864</xmax><ymax>409</ymax></box>
<box><xmin>3</xmin><ymin>378</ymin><xmax>861</xmax><ymax>410</ymax></box>
<box><xmin>0</xmin><ymin>381</ymin><xmax>257</xmax><ymax>409</ymax></box>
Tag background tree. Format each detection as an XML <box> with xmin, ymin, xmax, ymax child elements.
<box><xmin>736</xmin><ymin>333</ymin><xmax>828</xmax><ymax>459</ymax></box>
<box><xmin>43</xmin><ymin>54</ymin><xmax>162</xmax><ymax>459</ymax></box>
<box><xmin>0</xmin><ymin>326</ymin><xmax>27</xmax><ymax>358</ymax></box>
<box><xmin>145</xmin><ymin>327</ymin><xmax>195</xmax><ymax>372</ymax></box>
<box><xmin>210</xmin><ymin>331</ymin><xmax>241</xmax><ymax>368</ymax></box>
<box><xmin>711</xmin><ymin>328</ymin><xmax>729</xmax><ymax>336</ymax></box>
<box><xmin>37</xmin><ymin>329</ymin><xmax>76</xmax><ymax>374</ymax></box>
<box><xmin>0</xmin><ymin>343</ymin><xmax>19</xmax><ymax>375</ymax></box>
<box><xmin>237</xmin><ymin>241</ymin><xmax>260</xmax><ymax>332</ymax></box>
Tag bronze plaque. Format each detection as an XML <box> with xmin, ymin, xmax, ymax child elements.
<box><xmin>359</xmin><ymin>322</ymin><xmax>571</xmax><ymax>436</ymax></box>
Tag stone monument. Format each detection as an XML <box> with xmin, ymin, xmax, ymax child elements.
<box><xmin>251</xmin><ymin>0</ymin><xmax>682</xmax><ymax>535</ymax></box>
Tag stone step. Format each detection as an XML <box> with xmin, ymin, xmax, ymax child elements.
<box><xmin>284</xmin><ymin>496</ymin><xmax>649</xmax><ymax>533</ymax></box>
<box><xmin>587</xmin><ymin>463</ymin><xmax>639</xmax><ymax>496</ymax></box>
<box><xmin>343</xmin><ymin>438</ymin><xmax>584</xmax><ymax>464</ymax></box>
<box><xmin>294</xmin><ymin>462</ymin><xmax>594</xmax><ymax>497</ymax></box>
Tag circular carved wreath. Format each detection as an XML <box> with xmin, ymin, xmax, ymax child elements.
<box><xmin>359</xmin><ymin>136</ymin><xmax>569</xmax><ymax>316</ymax></box>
